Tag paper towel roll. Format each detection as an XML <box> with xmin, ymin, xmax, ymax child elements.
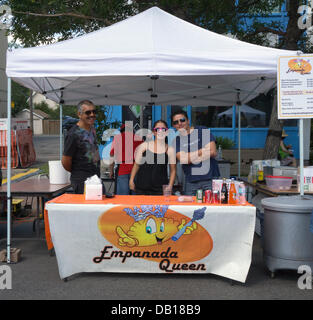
<box><xmin>48</xmin><ymin>160</ymin><xmax>70</xmax><ymax>184</ymax></box>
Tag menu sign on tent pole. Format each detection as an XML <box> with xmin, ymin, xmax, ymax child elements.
<box><xmin>277</xmin><ymin>55</ymin><xmax>313</xmax><ymax>197</ymax></box>
<box><xmin>278</xmin><ymin>55</ymin><xmax>313</xmax><ymax>119</ymax></box>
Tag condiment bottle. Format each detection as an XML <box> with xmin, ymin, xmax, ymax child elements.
<box><xmin>220</xmin><ymin>178</ymin><xmax>228</xmax><ymax>204</ymax></box>
<box><xmin>257</xmin><ymin>164</ymin><xmax>264</xmax><ymax>182</ymax></box>
<box><xmin>228</xmin><ymin>178</ymin><xmax>237</xmax><ymax>204</ymax></box>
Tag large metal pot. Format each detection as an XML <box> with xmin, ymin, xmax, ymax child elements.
<box><xmin>261</xmin><ymin>195</ymin><xmax>313</xmax><ymax>278</ymax></box>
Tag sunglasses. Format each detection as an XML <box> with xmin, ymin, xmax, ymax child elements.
<box><xmin>172</xmin><ymin>118</ymin><xmax>186</xmax><ymax>125</ymax></box>
<box><xmin>153</xmin><ymin>127</ymin><xmax>168</xmax><ymax>132</ymax></box>
<box><xmin>84</xmin><ymin>109</ymin><xmax>97</xmax><ymax>116</ymax></box>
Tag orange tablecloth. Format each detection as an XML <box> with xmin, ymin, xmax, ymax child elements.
<box><xmin>44</xmin><ymin>194</ymin><xmax>252</xmax><ymax>250</ymax></box>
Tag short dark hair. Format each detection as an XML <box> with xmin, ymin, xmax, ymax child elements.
<box><xmin>77</xmin><ymin>100</ymin><xmax>95</xmax><ymax>113</ymax></box>
<box><xmin>171</xmin><ymin>110</ymin><xmax>188</xmax><ymax>122</ymax></box>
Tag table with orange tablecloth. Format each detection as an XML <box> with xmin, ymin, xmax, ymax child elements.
<box><xmin>45</xmin><ymin>194</ymin><xmax>256</xmax><ymax>283</ymax></box>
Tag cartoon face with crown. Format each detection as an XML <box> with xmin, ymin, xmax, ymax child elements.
<box><xmin>116</xmin><ymin>205</ymin><xmax>201</xmax><ymax>247</ymax></box>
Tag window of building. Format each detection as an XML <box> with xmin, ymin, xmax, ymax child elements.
<box><xmin>191</xmin><ymin>106</ymin><xmax>232</xmax><ymax>128</ymax></box>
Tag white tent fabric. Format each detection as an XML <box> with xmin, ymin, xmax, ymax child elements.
<box><xmin>6</xmin><ymin>6</ymin><xmax>298</xmax><ymax>107</ymax></box>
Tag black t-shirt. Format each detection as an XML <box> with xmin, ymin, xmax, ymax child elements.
<box><xmin>63</xmin><ymin>124</ymin><xmax>100</xmax><ymax>183</ymax></box>
<box><xmin>134</xmin><ymin>149</ymin><xmax>169</xmax><ymax>193</ymax></box>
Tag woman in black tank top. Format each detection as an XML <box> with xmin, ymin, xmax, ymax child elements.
<box><xmin>129</xmin><ymin>120</ymin><xmax>176</xmax><ymax>195</ymax></box>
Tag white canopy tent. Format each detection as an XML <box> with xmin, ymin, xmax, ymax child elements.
<box><xmin>5</xmin><ymin>6</ymin><xmax>298</xmax><ymax>262</ymax></box>
<box><xmin>218</xmin><ymin>104</ymin><xmax>266</xmax><ymax>119</ymax></box>
<box><xmin>7</xmin><ymin>7</ymin><xmax>297</xmax><ymax>106</ymax></box>
<box><xmin>218</xmin><ymin>104</ymin><xmax>266</xmax><ymax>126</ymax></box>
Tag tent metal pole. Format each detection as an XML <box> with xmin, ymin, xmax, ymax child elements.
<box><xmin>238</xmin><ymin>105</ymin><xmax>241</xmax><ymax>178</ymax></box>
<box><xmin>6</xmin><ymin>77</ymin><xmax>11</xmax><ymax>263</ymax></box>
<box><xmin>299</xmin><ymin>119</ymin><xmax>304</xmax><ymax>197</ymax></box>
<box><xmin>60</xmin><ymin>103</ymin><xmax>63</xmax><ymax>160</ymax></box>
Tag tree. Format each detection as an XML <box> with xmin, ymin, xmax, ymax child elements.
<box><xmin>11</xmin><ymin>80</ymin><xmax>29</xmax><ymax>116</ymax></box>
<box><xmin>94</xmin><ymin>106</ymin><xmax>120</xmax><ymax>145</ymax></box>
<box><xmin>259</xmin><ymin>0</ymin><xmax>309</xmax><ymax>159</ymax></box>
<box><xmin>1</xmin><ymin>0</ymin><xmax>135</xmax><ymax>46</ymax></box>
<box><xmin>2</xmin><ymin>0</ymin><xmax>309</xmax><ymax>156</ymax></box>
<box><xmin>2</xmin><ymin>0</ymin><xmax>287</xmax><ymax>47</ymax></box>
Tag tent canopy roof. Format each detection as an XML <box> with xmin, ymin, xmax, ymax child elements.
<box><xmin>6</xmin><ymin>7</ymin><xmax>298</xmax><ymax>106</ymax></box>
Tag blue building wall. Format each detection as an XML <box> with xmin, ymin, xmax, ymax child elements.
<box><xmin>100</xmin><ymin>105</ymin><xmax>300</xmax><ymax>160</ymax></box>
<box><xmin>211</xmin><ymin>127</ymin><xmax>299</xmax><ymax>158</ymax></box>
<box><xmin>238</xmin><ymin>1</ymin><xmax>289</xmax><ymax>34</ymax></box>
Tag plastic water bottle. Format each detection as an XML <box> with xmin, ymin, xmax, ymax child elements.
<box><xmin>217</xmin><ymin>145</ymin><xmax>223</xmax><ymax>160</ymax></box>
<box><xmin>238</xmin><ymin>182</ymin><xmax>246</xmax><ymax>205</ymax></box>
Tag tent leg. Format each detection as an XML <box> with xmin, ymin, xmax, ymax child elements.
<box><xmin>6</xmin><ymin>77</ymin><xmax>11</xmax><ymax>263</ymax></box>
<box><xmin>238</xmin><ymin>105</ymin><xmax>241</xmax><ymax>178</ymax></box>
<box><xmin>299</xmin><ymin>119</ymin><xmax>304</xmax><ymax>197</ymax></box>
<box><xmin>60</xmin><ymin>103</ymin><xmax>63</xmax><ymax>160</ymax></box>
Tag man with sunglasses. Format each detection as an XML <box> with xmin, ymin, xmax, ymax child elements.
<box><xmin>62</xmin><ymin>100</ymin><xmax>101</xmax><ymax>194</ymax></box>
<box><xmin>172</xmin><ymin>110</ymin><xmax>220</xmax><ymax>196</ymax></box>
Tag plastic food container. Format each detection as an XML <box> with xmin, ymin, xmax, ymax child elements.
<box><xmin>265</xmin><ymin>175</ymin><xmax>292</xmax><ymax>190</ymax></box>
<box><xmin>261</xmin><ymin>195</ymin><xmax>313</xmax><ymax>277</ymax></box>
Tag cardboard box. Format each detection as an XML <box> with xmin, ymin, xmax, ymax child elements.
<box><xmin>0</xmin><ymin>248</ymin><xmax>22</xmax><ymax>263</ymax></box>
<box><xmin>297</xmin><ymin>166</ymin><xmax>313</xmax><ymax>192</ymax></box>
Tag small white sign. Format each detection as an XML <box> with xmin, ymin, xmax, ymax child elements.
<box><xmin>0</xmin><ymin>118</ymin><xmax>29</xmax><ymax>131</ymax></box>
<box><xmin>277</xmin><ymin>55</ymin><xmax>313</xmax><ymax>119</ymax></box>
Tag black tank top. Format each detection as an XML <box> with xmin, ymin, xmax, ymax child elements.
<box><xmin>135</xmin><ymin>148</ymin><xmax>169</xmax><ymax>192</ymax></box>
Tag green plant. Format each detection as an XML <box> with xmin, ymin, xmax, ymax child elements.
<box><xmin>94</xmin><ymin>105</ymin><xmax>121</xmax><ymax>145</ymax></box>
<box><xmin>215</xmin><ymin>136</ymin><xmax>235</xmax><ymax>149</ymax></box>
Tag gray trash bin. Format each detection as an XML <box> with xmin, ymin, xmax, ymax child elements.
<box><xmin>261</xmin><ymin>195</ymin><xmax>313</xmax><ymax>277</ymax></box>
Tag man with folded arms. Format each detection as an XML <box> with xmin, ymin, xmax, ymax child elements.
<box><xmin>172</xmin><ymin>110</ymin><xmax>220</xmax><ymax>196</ymax></box>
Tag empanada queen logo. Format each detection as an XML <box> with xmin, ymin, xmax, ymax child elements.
<box><xmin>94</xmin><ymin>205</ymin><xmax>213</xmax><ymax>272</ymax></box>
<box><xmin>287</xmin><ymin>58</ymin><xmax>312</xmax><ymax>75</ymax></box>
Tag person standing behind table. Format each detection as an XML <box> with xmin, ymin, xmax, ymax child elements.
<box><xmin>129</xmin><ymin>120</ymin><xmax>176</xmax><ymax>195</ymax></box>
<box><xmin>62</xmin><ymin>100</ymin><xmax>101</xmax><ymax>194</ymax></box>
<box><xmin>278</xmin><ymin>130</ymin><xmax>297</xmax><ymax>167</ymax></box>
<box><xmin>109</xmin><ymin>123</ymin><xmax>143</xmax><ymax>195</ymax></box>
<box><xmin>171</xmin><ymin>110</ymin><xmax>220</xmax><ymax>196</ymax></box>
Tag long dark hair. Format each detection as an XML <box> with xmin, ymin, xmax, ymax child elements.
<box><xmin>153</xmin><ymin>120</ymin><xmax>168</xmax><ymax>129</ymax></box>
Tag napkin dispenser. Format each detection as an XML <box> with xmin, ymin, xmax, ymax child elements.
<box><xmin>85</xmin><ymin>175</ymin><xmax>103</xmax><ymax>200</ymax></box>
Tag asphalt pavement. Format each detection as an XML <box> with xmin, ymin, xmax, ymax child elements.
<box><xmin>0</xmin><ymin>135</ymin><xmax>312</xmax><ymax>300</ymax></box>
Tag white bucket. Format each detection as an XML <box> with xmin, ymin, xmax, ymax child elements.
<box><xmin>48</xmin><ymin>160</ymin><xmax>70</xmax><ymax>184</ymax></box>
